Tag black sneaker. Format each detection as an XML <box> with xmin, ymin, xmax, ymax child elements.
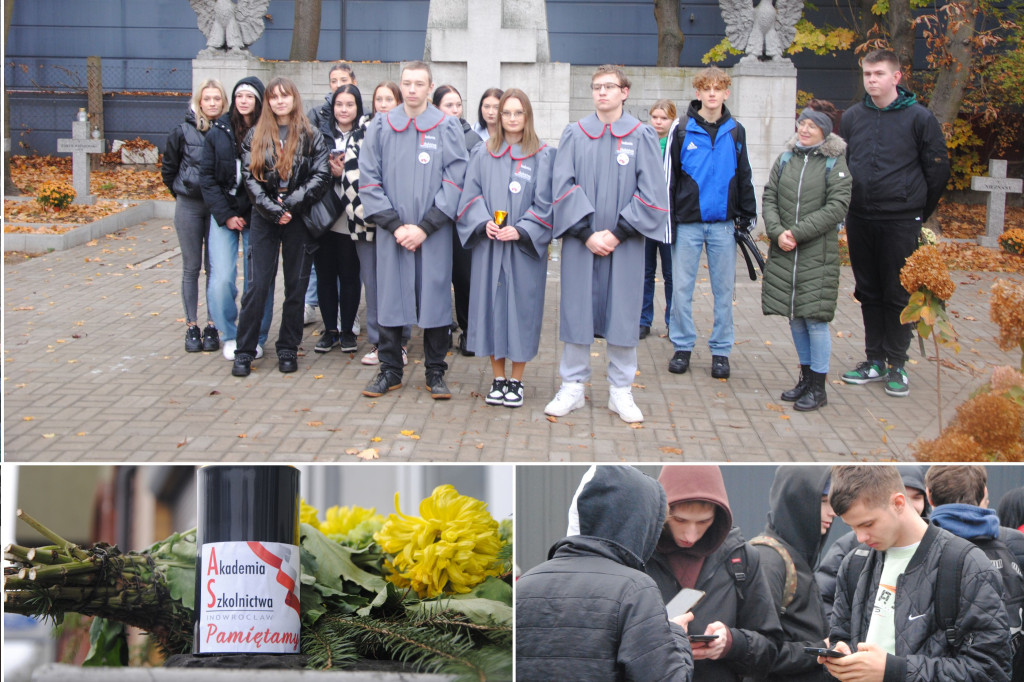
<box><xmin>503</xmin><ymin>379</ymin><xmax>524</xmax><ymax>408</ymax></box>
<box><xmin>639</xmin><ymin>325</ymin><xmax>651</xmax><ymax>340</ymax></box>
<box><xmin>278</xmin><ymin>351</ymin><xmax>298</xmax><ymax>373</ymax></box>
<box><xmin>841</xmin><ymin>360</ymin><xmax>887</xmax><ymax>385</ymax></box>
<box><xmin>711</xmin><ymin>355</ymin><xmax>731</xmax><ymax>379</ymax></box>
<box><xmin>427</xmin><ymin>372</ymin><xmax>452</xmax><ymax>400</ymax></box>
<box><xmin>185</xmin><ymin>325</ymin><xmax>203</xmax><ymax>352</ymax></box>
<box><xmin>315</xmin><ymin>330</ymin><xmax>340</xmax><ymax>353</ymax></box>
<box><xmin>362</xmin><ymin>371</ymin><xmax>402</xmax><ymax>397</ymax></box>
<box><xmin>202</xmin><ymin>324</ymin><xmax>220</xmax><ymax>351</ymax></box>
<box><xmin>231</xmin><ymin>353</ymin><xmax>253</xmax><ymax>377</ymax></box>
<box><xmin>339</xmin><ymin>331</ymin><xmax>358</xmax><ymax>353</ymax></box>
<box><xmin>485</xmin><ymin>378</ymin><xmax>507</xmax><ymax>406</ymax></box>
<box><xmin>668</xmin><ymin>350</ymin><xmax>691</xmax><ymax>374</ymax></box>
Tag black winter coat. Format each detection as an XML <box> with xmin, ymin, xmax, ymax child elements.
<box><xmin>815</xmin><ymin>529</ymin><xmax>859</xmax><ymax>626</ymax></box>
<box><xmin>241</xmin><ymin>127</ymin><xmax>331</xmax><ymax>224</ymax></box>
<box><xmin>756</xmin><ymin>467</ymin><xmax>832</xmax><ymax>682</ymax></box>
<box><xmin>839</xmin><ymin>86</ymin><xmax>950</xmax><ymax>222</ymax></box>
<box><xmin>199</xmin><ymin>113</ymin><xmax>252</xmax><ymax>227</ymax></box>
<box><xmin>647</xmin><ymin>527</ymin><xmax>783</xmax><ymax>682</ymax></box>
<box><xmin>829</xmin><ymin>523</ymin><xmax>1011</xmax><ymax>681</ymax></box>
<box><xmin>516</xmin><ymin>466</ymin><xmax>693</xmax><ymax>682</ymax></box>
<box><xmin>162</xmin><ymin>107</ymin><xmax>206</xmax><ymax>199</ymax></box>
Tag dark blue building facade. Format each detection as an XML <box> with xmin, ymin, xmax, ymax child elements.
<box><xmin>5</xmin><ymin>0</ymin><xmax>871</xmax><ymax>154</ymax></box>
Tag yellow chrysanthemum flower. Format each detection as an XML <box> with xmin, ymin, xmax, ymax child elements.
<box><xmin>374</xmin><ymin>484</ymin><xmax>503</xmax><ymax>598</ymax></box>
<box><xmin>300</xmin><ymin>498</ymin><xmax>320</xmax><ymax>526</ymax></box>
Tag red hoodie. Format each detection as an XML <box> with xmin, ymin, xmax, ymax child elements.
<box><xmin>657</xmin><ymin>465</ymin><xmax>734</xmax><ymax>589</ymax></box>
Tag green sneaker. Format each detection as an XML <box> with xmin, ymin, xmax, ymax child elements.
<box><xmin>841</xmin><ymin>360</ymin><xmax>887</xmax><ymax>385</ymax></box>
<box><xmin>884</xmin><ymin>366</ymin><xmax>910</xmax><ymax>397</ymax></box>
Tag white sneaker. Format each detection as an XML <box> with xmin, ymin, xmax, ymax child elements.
<box><xmin>544</xmin><ymin>382</ymin><xmax>586</xmax><ymax>417</ymax></box>
<box><xmin>222</xmin><ymin>339</ymin><xmax>237</xmax><ymax>361</ymax></box>
<box><xmin>608</xmin><ymin>385</ymin><xmax>643</xmax><ymax>423</ymax></box>
<box><xmin>303</xmin><ymin>304</ymin><xmax>317</xmax><ymax>325</ymax></box>
<box><xmin>361</xmin><ymin>346</ymin><xmax>379</xmax><ymax>365</ymax></box>
<box><xmin>255</xmin><ymin>344</ymin><xmax>264</xmax><ymax>359</ymax></box>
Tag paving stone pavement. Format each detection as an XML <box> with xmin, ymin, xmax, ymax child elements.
<box><xmin>4</xmin><ymin>215</ymin><xmax>1020</xmax><ymax>461</ymax></box>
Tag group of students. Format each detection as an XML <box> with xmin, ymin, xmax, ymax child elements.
<box><xmin>163</xmin><ymin>47</ymin><xmax>948</xmax><ymax>418</ymax></box>
<box><xmin>517</xmin><ymin>463</ymin><xmax>1024</xmax><ymax>681</ymax></box>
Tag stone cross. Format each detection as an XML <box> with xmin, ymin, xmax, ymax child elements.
<box><xmin>424</xmin><ymin>0</ymin><xmax>548</xmax><ymax>119</ymax></box>
<box><xmin>56</xmin><ymin>119</ymin><xmax>104</xmax><ymax>205</ymax></box>
<box><xmin>971</xmin><ymin>159</ymin><xmax>1022</xmax><ymax>248</ymax></box>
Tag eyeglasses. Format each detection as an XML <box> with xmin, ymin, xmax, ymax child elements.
<box><xmin>591</xmin><ymin>83</ymin><xmax>622</xmax><ymax>92</ymax></box>
<box><xmin>500</xmin><ymin>110</ymin><xmax>525</xmax><ymax>119</ymax></box>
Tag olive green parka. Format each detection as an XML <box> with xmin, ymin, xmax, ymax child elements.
<box><xmin>761</xmin><ymin>133</ymin><xmax>852</xmax><ymax>322</ymax></box>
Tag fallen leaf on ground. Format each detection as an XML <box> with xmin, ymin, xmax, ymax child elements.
<box><xmin>307</xmin><ymin>421</ymin><xmax>323</xmax><ymax>427</ymax></box>
<box><xmin>766</xmin><ymin>403</ymin><xmax>785</xmax><ymax>412</ymax></box>
<box><xmin>355</xmin><ymin>448</ymin><xmax>379</xmax><ymax>460</ymax></box>
<box><xmin>546</xmin><ymin>415</ymin><xmax>558</xmax><ymax>423</ymax></box>
<box><xmin>659</xmin><ymin>446</ymin><xmax>684</xmax><ymax>454</ymax></box>
<box><xmin>400</xmin><ymin>429</ymin><xmax>416</xmax><ymax>436</ymax></box>
<box><xmin>370</xmin><ymin>436</ymin><xmax>382</xmax><ymax>442</ymax></box>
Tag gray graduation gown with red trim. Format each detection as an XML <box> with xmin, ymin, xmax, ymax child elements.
<box><xmin>456</xmin><ymin>142</ymin><xmax>555</xmax><ymax>362</ymax></box>
<box><xmin>358</xmin><ymin>104</ymin><xmax>468</xmax><ymax>328</ymax></box>
<box><xmin>552</xmin><ymin>112</ymin><xmax>669</xmax><ymax>347</ymax></box>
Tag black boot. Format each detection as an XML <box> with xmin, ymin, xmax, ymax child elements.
<box><xmin>794</xmin><ymin>371</ymin><xmax>828</xmax><ymax>411</ymax></box>
<box><xmin>781</xmin><ymin>365</ymin><xmax>811</xmax><ymax>402</ymax></box>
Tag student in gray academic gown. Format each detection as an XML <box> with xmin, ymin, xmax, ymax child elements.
<box><xmin>545</xmin><ymin>64</ymin><xmax>670</xmax><ymax>424</ymax></box>
<box><xmin>456</xmin><ymin>88</ymin><xmax>554</xmax><ymax>409</ymax></box>
<box><xmin>357</xmin><ymin>61</ymin><xmax>469</xmax><ymax>400</ymax></box>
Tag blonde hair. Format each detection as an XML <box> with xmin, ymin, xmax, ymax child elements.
<box><xmin>248</xmin><ymin>77</ymin><xmax>313</xmax><ymax>183</ymax></box>
<box><xmin>649</xmin><ymin>99</ymin><xmax>677</xmax><ymax>119</ymax></box>
<box><xmin>693</xmin><ymin>67</ymin><xmax>731</xmax><ymax>91</ymax></box>
<box><xmin>488</xmin><ymin>89</ymin><xmax>542</xmax><ymax>156</ymax></box>
<box><xmin>192</xmin><ymin>79</ymin><xmax>227</xmax><ymax>133</ymax></box>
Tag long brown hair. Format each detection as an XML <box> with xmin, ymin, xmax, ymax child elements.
<box><xmin>488</xmin><ymin>89</ymin><xmax>541</xmax><ymax>156</ymax></box>
<box><xmin>371</xmin><ymin>81</ymin><xmax>402</xmax><ymax>117</ymax></box>
<box><xmin>248</xmin><ymin>77</ymin><xmax>312</xmax><ymax>183</ymax></box>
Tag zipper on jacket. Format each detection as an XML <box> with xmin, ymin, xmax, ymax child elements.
<box><xmin>789</xmin><ymin>155</ymin><xmax>809</xmax><ymax>318</ymax></box>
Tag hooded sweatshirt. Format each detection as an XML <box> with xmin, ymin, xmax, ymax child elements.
<box><xmin>646</xmin><ymin>466</ymin><xmax>782</xmax><ymax>682</ymax></box>
<box><xmin>517</xmin><ymin>466</ymin><xmax>693</xmax><ymax>682</ymax></box>
<box><xmin>758</xmin><ymin>466</ymin><xmax>832</xmax><ymax>682</ymax></box>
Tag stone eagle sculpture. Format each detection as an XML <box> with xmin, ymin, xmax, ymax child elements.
<box><xmin>720</xmin><ymin>0</ymin><xmax>803</xmax><ymax>62</ymax></box>
<box><xmin>190</xmin><ymin>0</ymin><xmax>270</xmax><ymax>57</ymax></box>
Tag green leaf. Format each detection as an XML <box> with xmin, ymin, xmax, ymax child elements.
<box><xmin>920</xmin><ymin>304</ymin><xmax>938</xmax><ymax>326</ymax></box>
<box><xmin>918</xmin><ymin>320</ymin><xmax>933</xmax><ymax>339</ymax></box>
<box><xmin>83</xmin><ymin>618</ymin><xmax>128</xmax><ymax>667</ymax></box>
<box><xmin>407</xmin><ymin>597</ymin><xmax>513</xmax><ymax>627</ymax></box>
<box><xmin>457</xmin><ymin>576</ymin><xmax>512</xmax><ymax>606</ymax></box>
<box><xmin>300</xmin><ymin>523</ymin><xmax>387</xmax><ymax>595</ymax></box>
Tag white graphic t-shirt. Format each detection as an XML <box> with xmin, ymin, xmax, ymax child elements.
<box><xmin>865</xmin><ymin>542</ymin><xmax>920</xmax><ymax>654</ymax></box>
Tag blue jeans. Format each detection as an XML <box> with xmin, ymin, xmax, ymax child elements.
<box><xmin>207</xmin><ymin>218</ymin><xmax>273</xmax><ymax>345</ymax></box>
<box><xmin>669</xmin><ymin>221</ymin><xmax>736</xmax><ymax>355</ymax></box>
<box><xmin>790</xmin><ymin>317</ymin><xmax>831</xmax><ymax>373</ymax></box>
<box><xmin>641</xmin><ymin>237</ymin><xmax>672</xmax><ymax>328</ymax></box>
<box><xmin>305</xmin><ymin>263</ymin><xmax>319</xmax><ymax>306</ymax></box>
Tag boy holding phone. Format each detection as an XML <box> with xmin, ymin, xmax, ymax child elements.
<box><xmin>821</xmin><ymin>465</ymin><xmax>1009</xmax><ymax>681</ymax></box>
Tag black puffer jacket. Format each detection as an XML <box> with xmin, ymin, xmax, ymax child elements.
<box><xmin>829</xmin><ymin>523</ymin><xmax>1010</xmax><ymax>681</ymax></box>
<box><xmin>839</xmin><ymin>86</ymin><xmax>950</xmax><ymax>222</ymax></box>
<box><xmin>241</xmin><ymin>126</ymin><xmax>331</xmax><ymax>223</ymax></box>
<box><xmin>648</xmin><ymin>528</ymin><xmax>783</xmax><ymax>682</ymax></box>
<box><xmin>756</xmin><ymin>467</ymin><xmax>832</xmax><ymax>682</ymax></box>
<box><xmin>199</xmin><ymin>77</ymin><xmax>265</xmax><ymax>227</ymax></box>
<box><xmin>162</xmin><ymin>106</ymin><xmax>206</xmax><ymax>199</ymax></box>
<box><xmin>516</xmin><ymin>466</ymin><xmax>693</xmax><ymax>682</ymax></box>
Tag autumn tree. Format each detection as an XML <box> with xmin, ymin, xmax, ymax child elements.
<box><xmin>653</xmin><ymin>0</ymin><xmax>685</xmax><ymax>66</ymax></box>
<box><xmin>289</xmin><ymin>0</ymin><xmax>322</xmax><ymax>61</ymax></box>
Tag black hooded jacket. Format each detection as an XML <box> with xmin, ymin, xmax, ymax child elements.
<box><xmin>199</xmin><ymin>76</ymin><xmax>265</xmax><ymax>227</ymax></box>
<box><xmin>756</xmin><ymin>467</ymin><xmax>832</xmax><ymax>682</ymax></box>
<box><xmin>516</xmin><ymin>466</ymin><xmax>693</xmax><ymax>682</ymax></box>
<box><xmin>162</xmin><ymin>105</ymin><xmax>206</xmax><ymax>199</ymax></box>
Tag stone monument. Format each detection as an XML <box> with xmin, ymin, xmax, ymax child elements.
<box><xmin>189</xmin><ymin>0</ymin><xmax>271</xmax><ymax>58</ymax></box>
<box><xmin>720</xmin><ymin>0</ymin><xmax>804</xmax><ymax>63</ymax></box>
<box><xmin>971</xmin><ymin>159</ymin><xmax>1023</xmax><ymax>248</ymax></box>
<box><xmin>56</xmin><ymin>117</ymin><xmax>103</xmax><ymax>205</ymax></box>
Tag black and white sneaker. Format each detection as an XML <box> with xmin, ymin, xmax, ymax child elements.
<box><xmin>339</xmin><ymin>331</ymin><xmax>358</xmax><ymax>353</ymax></box>
<box><xmin>503</xmin><ymin>379</ymin><xmax>524</xmax><ymax>408</ymax></box>
<box><xmin>315</xmin><ymin>330</ymin><xmax>340</xmax><ymax>353</ymax></box>
<box><xmin>185</xmin><ymin>325</ymin><xmax>203</xmax><ymax>352</ymax></box>
<box><xmin>485</xmin><ymin>378</ymin><xmax>506</xmax><ymax>406</ymax></box>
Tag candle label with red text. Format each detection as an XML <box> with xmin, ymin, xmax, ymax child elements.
<box><xmin>198</xmin><ymin>541</ymin><xmax>301</xmax><ymax>653</ymax></box>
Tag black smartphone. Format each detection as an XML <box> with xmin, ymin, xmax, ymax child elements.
<box><xmin>330</xmin><ymin>149</ymin><xmax>343</xmax><ymax>159</ymax></box>
<box><xmin>689</xmin><ymin>634</ymin><xmax>720</xmax><ymax>642</ymax></box>
<box><xmin>665</xmin><ymin>588</ymin><xmax>705</xmax><ymax>619</ymax></box>
<box><xmin>804</xmin><ymin>647</ymin><xmax>846</xmax><ymax>658</ymax></box>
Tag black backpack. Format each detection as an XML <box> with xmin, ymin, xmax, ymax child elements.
<box><xmin>844</xmin><ymin>533</ymin><xmax>1023</xmax><ymax>681</ymax></box>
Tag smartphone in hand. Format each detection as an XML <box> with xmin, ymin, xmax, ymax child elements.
<box><xmin>689</xmin><ymin>634</ymin><xmax>720</xmax><ymax>643</ymax></box>
<box><xmin>804</xmin><ymin>647</ymin><xmax>846</xmax><ymax>658</ymax></box>
<box><xmin>665</xmin><ymin>588</ymin><xmax>706</xmax><ymax>620</ymax></box>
